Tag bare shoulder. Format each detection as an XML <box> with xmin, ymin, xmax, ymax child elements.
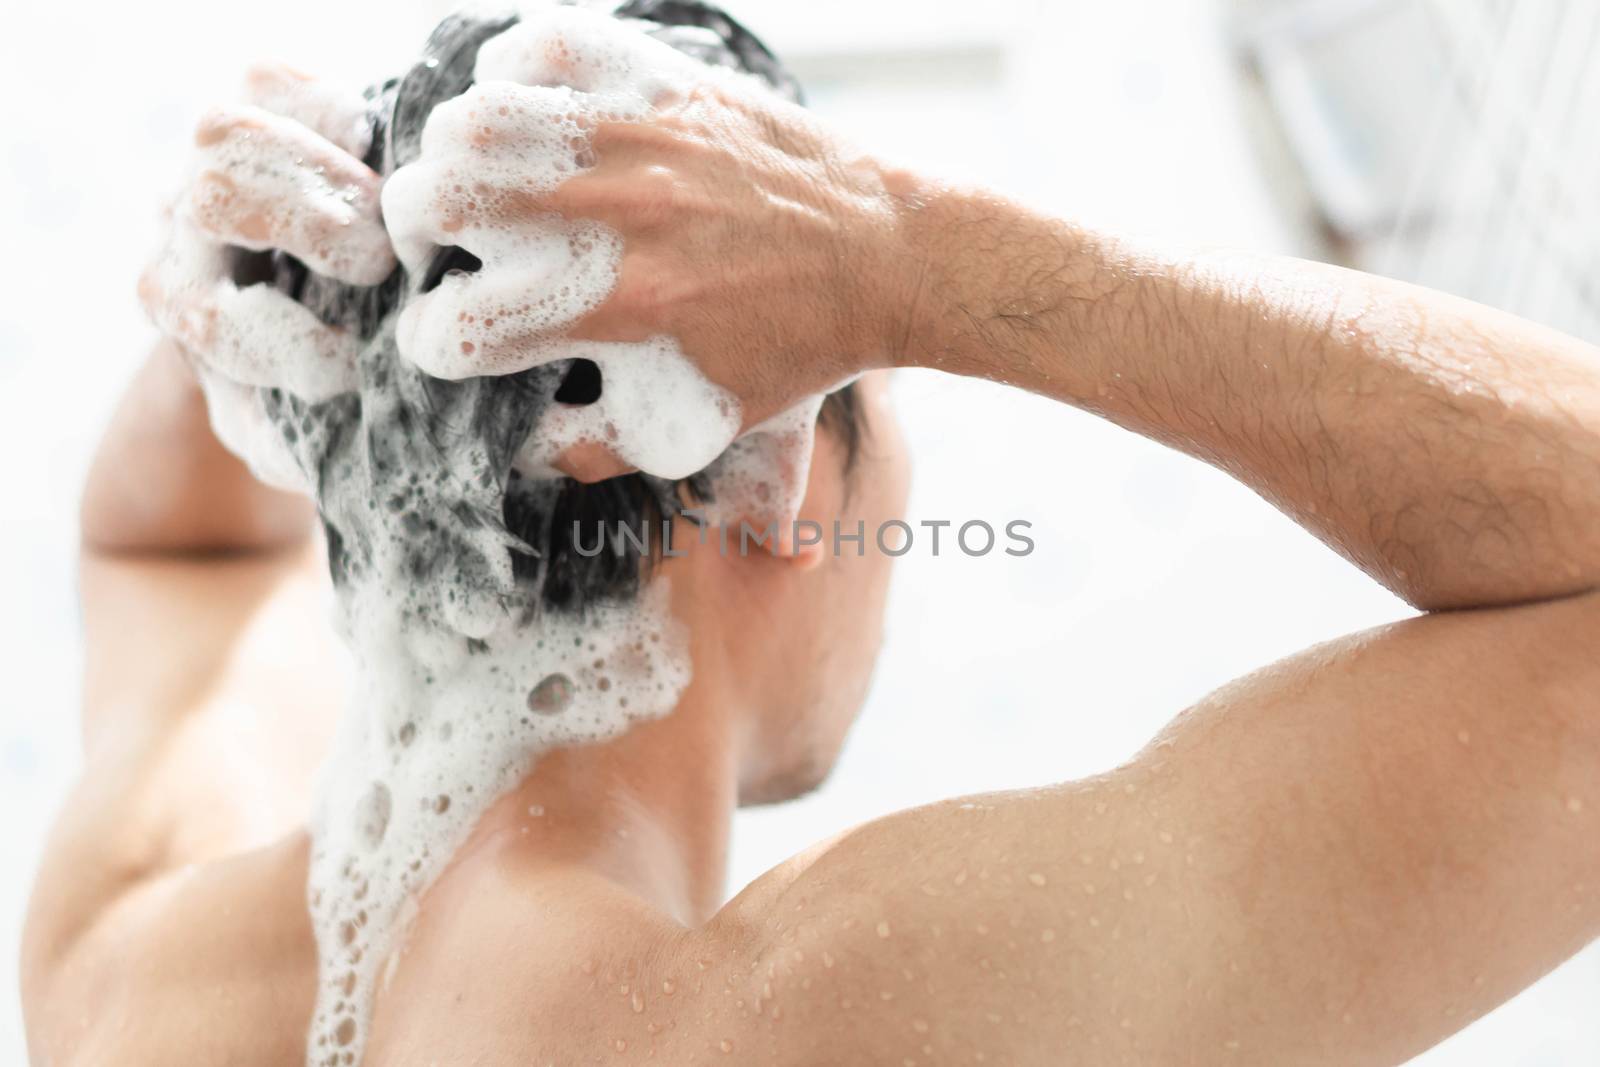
<box><xmin>698</xmin><ymin>592</ymin><xmax>1600</xmax><ymax>1066</ymax></box>
<box><xmin>704</xmin><ymin>784</ymin><xmax>1165</xmax><ymax>1066</ymax></box>
<box><xmin>22</xmin><ymin>832</ymin><xmax>316</xmax><ymax>1067</ymax></box>
<box><xmin>23</xmin><ymin>545</ymin><xmax>344</xmax><ymax>1063</ymax></box>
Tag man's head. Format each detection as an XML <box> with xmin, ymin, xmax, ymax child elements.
<box><xmin>669</xmin><ymin>370</ymin><xmax>910</xmax><ymax>805</ymax></box>
<box><xmin>258</xmin><ymin>1</ymin><xmax>909</xmax><ymax>804</ymax></box>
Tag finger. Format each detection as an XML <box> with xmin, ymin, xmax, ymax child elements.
<box><xmin>240</xmin><ymin>62</ymin><xmax>373</xmax><ymax>159</ymax></box>
<box><xmin>474</xmin><ymin>5</ymin><xmax>704</xmax><ymax>102</ymax></box>
<box><xmin>506</xmin><ymin>339</ymin><xmax>739</xmax><ymax>483</ymax></box>
<box><xmin>381</xmin><ymin>81</ymin><xmax>598</xmax><ymax>277</ymax></box>
<box><xmin>574</xmin><ymin>340</ymin><xmax>742</xmax><ymax>480</ymax></box>
<box><xmin>188</xmin><ymin>105</ymin><xmax>394</xmax><ymax>285</ymax></box>
<box><xmin>140</xmin><ymin>220</ymin><xmax>361</xmax><ymax>401</ymax></box>
<box><xmin>392</xmin><ymin>221</ymin><xmax>622</xmax><ymax>378</ymax></box>
<box><xmin>551</xmin><ymin>441</ymin><xmax>634</xmax><ymax>484</ymax></box>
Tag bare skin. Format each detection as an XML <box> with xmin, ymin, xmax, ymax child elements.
<box><xmin>22</xmin><ymin>48</ymin><xmax>1600</xmax><ymax>1067</ymax></box>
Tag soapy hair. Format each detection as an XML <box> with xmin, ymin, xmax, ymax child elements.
<box><xmin>259</xmin><ymin>0</ymin><xmax>863</xmax><ymax>615</ymax></box>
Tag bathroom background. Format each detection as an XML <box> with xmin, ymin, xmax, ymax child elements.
<box><xmin>1</xmin><ymin>0</ymin><xmax>1594</xmax><ymax>1060</ymax></box>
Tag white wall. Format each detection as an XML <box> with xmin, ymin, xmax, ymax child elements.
<box><xmin>0</xmin><ymin>0</ymin><xmax>1592</xmax><ymax>1062</ymax></box>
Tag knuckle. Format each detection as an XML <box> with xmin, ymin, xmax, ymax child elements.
<box><xmin>241</xmin><ymin>61</ymin><xmax>297</xmax><ymax>93</ymax></box>
<box><xmin>193</xmin><ymin>106</ymin><xmax>250</xmax><ymax>147</ymax></box>
<box><xmin>613</xmin><ymin>264</ymin><xmax>669</xmax><ymax>321</ymax></box>
<box><xmin>625</xmin><ymin>166</ymin><xmax>681</xmax><ymax>230</ymax></box>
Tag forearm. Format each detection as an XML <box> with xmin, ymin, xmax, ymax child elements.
<box><xmin>80</xmin><ymin>340</ymin><xmax>312</xmax><ymax>555</ymax></box>
<box><xmin>893</xmin><ymin>183</ymin><xmax>1600</xmax><ymax>610</ymax></box>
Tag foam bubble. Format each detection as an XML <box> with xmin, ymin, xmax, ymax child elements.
<box><xmin>699</xmin><ymin>396</ymin><xmax>827</xmax><ymax>534</ymax></box>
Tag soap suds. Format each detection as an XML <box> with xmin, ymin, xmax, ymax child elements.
<box><xmin>381</xmin><ymin>8</ymin><xmax>752</xmax><ymax>478</ymax></box>
<box><xmin>149</xmin><ymin>6</ymin><xmax>837</xmax><ymax>1065</ymax></box>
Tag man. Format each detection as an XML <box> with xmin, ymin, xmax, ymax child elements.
<box><xmin>21</xmin><ymin>6</ymin><xmax>1600</xmax><ymax>1066</ymax></box>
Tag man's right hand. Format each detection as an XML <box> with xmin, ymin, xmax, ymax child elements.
<box><xmin>380</xmin><ymin>7</ymin><xmax>916</xmax><ymax>474</ymax></box>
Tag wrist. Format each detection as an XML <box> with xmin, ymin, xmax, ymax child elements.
<box><xmin>870</xmin><ymin>162</ymin><xmax>947</xmax><ymax>373</ymax></box>
<box><xmin>874</xmin><ymin>176</ymin><xmax>1101</xmax><ymax>383</ymax></box>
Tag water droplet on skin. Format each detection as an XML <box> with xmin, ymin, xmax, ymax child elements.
<box><xmin>1041</xmin><ymin>928</ymin><xmax>1057</xmax><ymax>943</ymax></box>
<box><xmin>1567</xmin><ymin>796</ymin><xmax>1585</xmax><ymax>813</ymax></box>
<box><xmin>661</xmin><ymin>979</ymin><xmax>676</xmax><ymax>996</ymax></box>
<box><xmin>614</xmin><ymin>1038</ymin><xmax>628</xmax><ymax>1053</ymax></box>
<box><xmin>719</xmin><ymin>1039</ymin><xmax>735</xmax><ymax>1054</ymax></box>
<box><xmin>528</xmin><ymin>804</ymin><xmax>545</xmax><ymax>817</ymax></box>
<box><xmin>877</xmin><ymin>920</ymin><xmax>893</xmax><ymax>939</ymax></box>
<box><xmin>631</xmin><ymin>991</ymin><xmax>645</xmax><ymax>1013</ymax></box>
<box><xmin>1028</xmin><ymin>872</ymin><xmax>1048</xmax><ymax>887</ymax></box>
<box><xmin>913</xmin><ymin>1019</ymin><xmax>930</xmax><ymax>1034</ymax></box>
<box><xmin>821</xmin><ymin>952</ymin><xmax>835</xmax><ymax>969</ymax></box>
<box><xmin>1158</xmin><ymin>831</ymin><xmax>1174</xmax><ymax>844</ymax></box>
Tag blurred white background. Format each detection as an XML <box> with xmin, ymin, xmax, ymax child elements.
<box><xmin>1</xmin><ymin>0</ymin><xmax>1594</xmax><ymax>1062</ymax></box>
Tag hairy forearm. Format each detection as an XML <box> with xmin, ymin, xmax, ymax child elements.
<box><xmin>894</xmin><ymin>184</ymin><xmax>1600</xmax><ymax>610</ymax></box>
<box><xmin>80</xmin><ymin>340</ymin><xmax>312</xmax><ymax>555</ymax></box>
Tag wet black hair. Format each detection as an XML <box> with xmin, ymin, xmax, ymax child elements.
<box><xmin>255</xmin><ymin>1</ymin><xmax>864</xmax><ymax>619</ymax></box>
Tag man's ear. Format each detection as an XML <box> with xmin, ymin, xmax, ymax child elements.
<box><xmin>778</xmin><ymin>536</ymin><xmax>826</xmax><ymax>572</ymax></box>
<box><xmin>724</xmin><ymin>517</ymin><xmax>827</xmax><ymax>571</ymax></box>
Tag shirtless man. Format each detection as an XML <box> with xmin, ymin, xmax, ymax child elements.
<box><xmin>21</xmin><ymin>11</ymin><xmax>1600</xmax><ymax>1066</ymax></box>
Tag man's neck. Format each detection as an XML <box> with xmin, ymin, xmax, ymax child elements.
<box><xmin>487</xmin><ymin>673</ymin><xmax>741</xmax><ymax>926</ymax></box>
